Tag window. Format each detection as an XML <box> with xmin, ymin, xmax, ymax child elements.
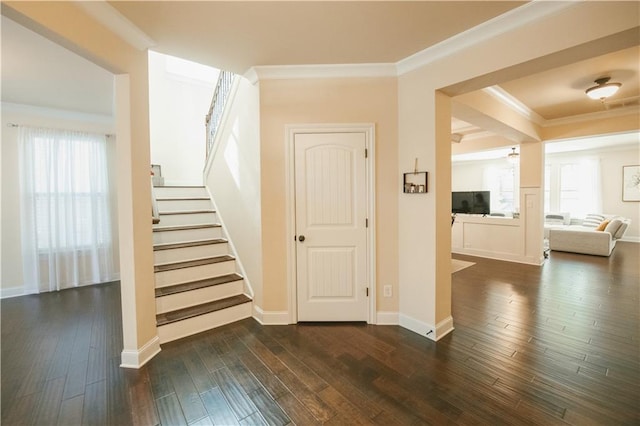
<box><xmin>544</xmin><ymin>157</ymin><xmax>601</xmax><ymax>217</ymax></box>
<box><xmin>484</xmin><ymin>164</ymin><xmax>519</xmax><ymax>213</ymax></box>
<box><xmin>30</xmin><ymin>135</ymin><xmax>112</xmax><ymax>250</ymax></box>
<box><xmin>19</xmin><ymin>126</ymin><xmax>116</xmax><ymax>292</ymax></box>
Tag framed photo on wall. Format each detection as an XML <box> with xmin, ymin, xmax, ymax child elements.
<box><xmin>622</xmin><ymin>165</ymin><xmax>640</xmax><ymax>201</ymax></box>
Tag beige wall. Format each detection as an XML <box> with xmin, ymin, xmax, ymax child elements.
<box><xmin>259</xmin><ymin>77</ymin><xmax>399</xmax><ymax>313</ymax></box>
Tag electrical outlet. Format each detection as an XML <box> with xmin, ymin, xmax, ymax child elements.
<box><xmin>383</xmin><ymin>285</ymin><xmax>392</xmax><ymax>298</ymax></box>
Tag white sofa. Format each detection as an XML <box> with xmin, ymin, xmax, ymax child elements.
<box><xmin>547</xmin><ymin>213</ymin><xmax>631</xmax><ymax>256</ymax></box>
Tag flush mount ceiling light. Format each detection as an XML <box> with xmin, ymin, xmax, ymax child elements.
<box><xmin>507</xmin><ymin>147</ymin><xmax>519</xmax><ymax>164</ymax></box>
<box><xmin>585</xmin><ymin>77</ymin><xmax>621</xmax><ymax>100</ymax></box>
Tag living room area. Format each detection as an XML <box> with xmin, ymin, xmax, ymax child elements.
<box><xmin>449</xmin><ymin>45</ymin><xmax>639</xmax><ymax>263</ymax></box>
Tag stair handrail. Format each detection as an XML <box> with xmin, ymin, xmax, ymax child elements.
<box><xmin>205</xmin><ymin>70</ymin><xmax>235</xmax><ymax>158</ymax></box>
<box><xmin>151</xmin><ymin>170</ymin><xmax>160</xmax><ymax>224</ymax></box>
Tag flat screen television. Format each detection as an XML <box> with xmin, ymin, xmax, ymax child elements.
<box><xmin>452</xmin><ymin>191</ymin><xmax>490</xmax><ymax>215</ymax></box>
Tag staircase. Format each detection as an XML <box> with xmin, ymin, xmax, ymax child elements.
<box><xmin>152</xmin><ymin>185</ymin><xmax>252</xmax><ymax>343</ymax></box>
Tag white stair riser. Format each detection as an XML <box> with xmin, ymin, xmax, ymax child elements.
<box><xmin>154</xmin><ymin>187</ymin><xmax>208</xmax><ymax>198</ymax></box>
<box><xmin>155</xmin><ymin>261</ymin><xmax>236</xmax><ymax>287</ymax></box>
<box><xmin>155</xmin><ymin>212</ymin><xmax>217</xmax><ymax>227</ymax></box>
<box><xmin>153</xmin><ymin>227</ymin><xmax>222</xmax><ymax>244</ymax></box>
<box><xmin>157</xmin><ymin>199</ymin><xmax>212</xmax><ymax>211</ymax></box>
<box><xmin>158</xmin><ymin>302</ymin><xmax>252</xmax><ymax>344</ymax></box>
<box><xmin>156</xmin><ymin>280</ymin><xmax>244</xmax><ymax>314</ymax></box>
<box><xmin>154</xmin><ymin>243</ymin><xmax>230</xmax><ymax>265</ymax></box>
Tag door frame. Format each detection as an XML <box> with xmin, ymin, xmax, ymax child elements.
<box><xmin>285</xmin><ymin>123</ymin><xmax>376</xmax><ymax>324</ymax></box>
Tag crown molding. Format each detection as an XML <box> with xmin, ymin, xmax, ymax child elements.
<box><xmin>248</xmin><ymin>63</ymin><xmax>398</xmax><ymax>82</ymax></box>
<box><xmin>76</xmin><ymin>2</ymin><xmax>155</xmax><ymax>51</ymax></box>
<box><xmin>396</xmin><ymin>1</ymin><xmax>577</xmax><ymax>75</ymax></box>
<box><xmin>543</xmin><ymin>104</ymin><xmax>640</xmax><ymax>128</ymax></box>
<box><xmin>483</xmin><ymin>86</ymin><xmax>546</xmax><ymax>126</ymax></box>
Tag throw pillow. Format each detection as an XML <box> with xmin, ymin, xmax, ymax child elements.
<box><xmin>595</xmin><ymin>220</ymin><xmax>610</xmax><ymax>231</ymax></box>
<box><xmin>604</xmin><ymin>219</ymin><xmax>622</xmax><ymax>236</ymax></box>
<box><xmin>583</xmin><ymin>214</ymin><xmax>605</xmax><ymax>228</ymax></box>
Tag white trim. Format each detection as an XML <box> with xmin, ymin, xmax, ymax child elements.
<box><xmin>203</xmin><ymin>186</ymin><xmax>254</xmax><ymax>300</ymax></box>
<box><xmin>620</xmin><ymin>236</ymin><xmax>640</xmax><ymax>243</ymax></box>
<box><xmin>543</xmin><ymin>104</ymin><xmax>640</xmax><ymax>127</ymax></box>
<box><xmin>483</xmin><ymin>86</ymin><xmax>546</xmax><ymax>126</ymax></box>
<box><xmin>252</xmin><ymin>305</ymin><xmax>290</xmax><ymax>325</ymax></box>
<box><xmin>243</xmin><ymin>68</ymin><xmax>259</xmax><ymax>85</ymax></box>
<box><xmin>435</xmin><ymin>316</ymin><xmax>455</xmax><ymax>340</ymax></box>
<box><xmin>396</xmin><ymin>1</ymin><xmax>576</xmax><ymax>75</ymax></box>
<box><xmin>245</xmin><ymin>3</ymin><xmax>576</xmax><ymax>80</ymax></box>
<box><xmin>399</xmin><ymin>313</ymin><xmax>435</xmax><ymax>341</ymax></box>
<box><xmin>76</xmin><ymin>2</ymin><xmax>155</xmax><ymax>51</ymax></box>
<box><xmin>250</xmin><ymin>63</ymin><xmax>397</xmax><ymax>81</ymax></box>
<box><xmin>473</xmin><ymin>93</ymin><xmax>640</xmax><ymax>130</ymax></box>
<box><xmin>376</xmin><ymin>311</ymin><xmax>399</xmax><ymax>325</ymax></box>
<box><xmin>452</xmin><ymin>248</ymin><xmax>543</xmax><ymax>266</ymax></box>
<box><xmin>0</xmin><ymin>286</ymin><xmax>25</xmax><ymax>299</ymax></box>
<box><xmin>399</xmin><ymin>313</ymin><xmax>454</xmax><ymax>342</ymax></box>
<box><xmin>285</xmin><ymin>123</ymin><xmax>377</xmax><ymax>325</ymax></box>
<box><xmin>120</xmin><ymin>335</ymin><xmax>161</xmax><ymax>369</ymax></box>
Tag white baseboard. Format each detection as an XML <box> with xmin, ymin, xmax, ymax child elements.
<box><xmin>620</xmin><ymin>236</ymin><xmax>640</xmax><ymax>243</ymax></box>
<box><xmin>253</xmin><ymin>305</ymin><xmax>290</xmax><ymax>325</ymax></box>
<box><xmin>399</xmin><ymin>313</ymin><xmax>454</xmax><ymax>342</ymax></box>
<box><xmin>120</xmin><ymin>335</ymin><xmax>161</xmax><ymax>369</ymax></box>
<box><xmin>452</xmin><ymin>248</ymin><xmax>542</xmax><ymax>265</ymax></box>
<box><xmin>0</xmin><ymin>286</ymin><xmax>25</xmax><ymax>299</ymax></box>
<box><xmin>376</xmin><ymin>311</ymin><xmax>399</xmax><ymax>325</ymax></box>
<box><xmin>435</xmin><ymin>315</ymin><xmax>455</xmax><ymax>340</ymax></box>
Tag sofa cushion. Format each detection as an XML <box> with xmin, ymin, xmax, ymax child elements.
<box><xmin>595</xmin><ymin>220</ymin><xmax>610</xmax><ymax>231</ymax></box>
<box><xmin>614</xmin><ymin>221</ymin><xmax>629</xmax><ymax>239</ymax></box>
<box><xmin>545</xmin><ymin>212</ymin><xmax>570</xmax><ymax>225</ymax></box>
<box><xmin>604</xmin><ymin>219</ymin><xmax>623</xmax><ymax>236</ymax></box>
<box><xmin>583</xmin><ymin>213</ymin><xmax>605</xmax><ymax>228</ymax></box>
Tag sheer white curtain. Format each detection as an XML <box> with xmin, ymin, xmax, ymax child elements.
<box><xmin>19</xmin><ymin>126</ymin><xmax>117</xmax><ymax>293</ymax></box>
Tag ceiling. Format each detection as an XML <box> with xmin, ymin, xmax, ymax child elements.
<box><xmin>108</xmin><ymin>1</ymin><xmax>524</xmax><ymax>74</ymax></box>
<box><xmin>2</xmin><ymin>1</ymin><xmax>638</xmax><ymax>144</ymax></box>
<box><xmin>0</xmin><ymin>15</ymin><xmax>114</xmax><ymax>116</ymax></box>
<box><xmin>500</xmin><ymin>46</ymin><xmax>640</xmax><ymax>120</ymax></box>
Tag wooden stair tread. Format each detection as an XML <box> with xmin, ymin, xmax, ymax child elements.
<box><xmin>153</xmin><ymin>223</ymin><xmax>221</xmax><ymax>232</ymax></box>
<box><xmin>155</xmin><ymin>273</ymin><xmax>243</xmax><ymax>297</ymax></box>
<box><xmin>156</xmin><ymin>294</ymin><xmax>251</xmax><ymax>326</ymax></box>
<box><xmin>154</xmin><ymin>238</ymin><xmax>227</xmax><ymax>251</ymax></box>
<box><xmin>159</xmin><ymin>209</ymin><xmax>216</xmax><ymax>215</ymax></box>
<box><xmin>154</xmin><ymin>255</ymin><xmax>235</xmax><ymax>273</ymax></box>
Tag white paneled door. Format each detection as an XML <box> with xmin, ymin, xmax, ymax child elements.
<box><xmin>294</xmin><ymin>132</ymin><xmax>368</xmax><ymax>321</ymax></box>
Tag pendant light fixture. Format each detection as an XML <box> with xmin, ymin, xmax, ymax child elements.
<box><xmin>585</xmin><ymin>77</ymin><xmax>621</xmax><ymax>100</ymax></box>
<box><xmin>507</xmin><ymin>147</ymin><xmax>519</xmax><ymax>164</ymax></box>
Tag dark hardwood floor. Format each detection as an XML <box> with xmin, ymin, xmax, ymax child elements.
<box><xmin>2</xmin><ymin>242</ymin><xmax>638</xmax><ymax>425</ymax></box>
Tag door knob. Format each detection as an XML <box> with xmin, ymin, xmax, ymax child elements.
<box><xmin>298</xmin><ymin>235</ymin><xmax>305</xmax><ymax>242</ymax></box>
